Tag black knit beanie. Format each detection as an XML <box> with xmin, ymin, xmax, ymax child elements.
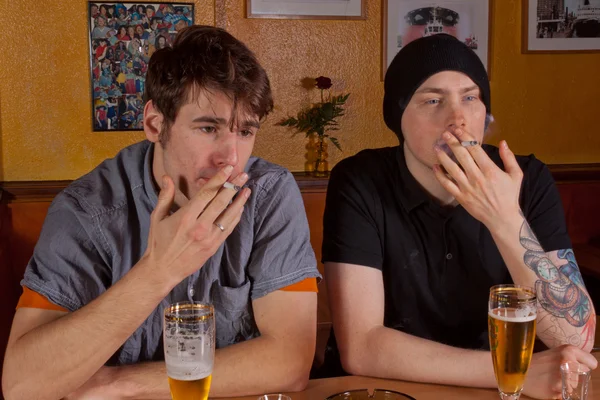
<box><xmin>383</xmin><ymin>34</ymin><xmax>491</xmax><ymax>142</ymax></box>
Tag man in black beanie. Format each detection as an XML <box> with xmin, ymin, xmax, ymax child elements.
<box><xmin>321</xmin><ymin>34</ymin><xmax>596</xmax><ymax>399</ymax></box>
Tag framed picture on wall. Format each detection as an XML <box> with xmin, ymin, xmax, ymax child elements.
<box><xmin>88</xmin><ymin>2</ymin><xmax>194</xmax><ymax>131</ymax></box>
<box><xmin>246</xmin><ymin>0</ymin><xmax>366</xmax><ymax>19</ymax></box>
<box><xmin>383</xmin><ymin>0</ymin><xmax>491</xmax><ymax>79</ymax></box>
<box><xmin>523</xmin><ymin>0</ymin><xmax>600</xmax><ymax>53</ymax></box>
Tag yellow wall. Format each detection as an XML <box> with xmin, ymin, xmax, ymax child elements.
<box><xmin>1</xmin><ymin>0</ymin><xmax>599</xmax><ymax>181</ymax></box>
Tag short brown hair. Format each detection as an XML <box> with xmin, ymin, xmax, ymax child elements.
<box><xmin>144</xmin><ymin>25</ymin><xmax>274</xmax><ymax>144</ymax></box>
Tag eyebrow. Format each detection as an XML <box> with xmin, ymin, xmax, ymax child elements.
<box><xmin>192</xmin><ymin>116</ymin><xmax>227</xmax><ymax>125</ymax></box>
<box><xmin>240</xmin><ymin>120</ymin><xmax>261</xmax><ymax>129</ymax></box>
<box><xmin>414</xmin><ymin>85</ymin><xmax>480</xmax><ymax>95</ymax></box>
<box><xmin>191</xmin><ymin>116</ymin><xmax>260</xmax><ymax>129</ymax></box>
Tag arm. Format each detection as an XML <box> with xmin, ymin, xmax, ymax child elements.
<box><xmin>65</xmin><ymin>290</ymin><xmax>317</xmax><ymax>399</ymax></box>
<box><xmin>433</xmin><ymin>130</ymin><xmax>595</xmax><ymax>352</ymax></box>
<box><xmin>326</xmin><ymin>261</ymin><xmax>598</xmax><ymax>399</ymax></box>
<box><xmin>326</xmin><ymin>261</ymin><xmax>497</xmax><ymax>387</ymax></box>
<box><xmin>3</xmin><ymin>272</ymin><xmax>172</xmax><ymax>400</ymax></box>
<box><xmin>206</xmin><ymin>290</ymin><xmax>316</xmax><ymax>397</ymax></box>
<box><xmin>2</xmin><ymin>168</ymin><xmax>249</xmax><ymax>400</ymax></box>
<box><xmin>488</xmin><ymin>216</ymin><xmax>595</xmax><ymax>350</ymax></box>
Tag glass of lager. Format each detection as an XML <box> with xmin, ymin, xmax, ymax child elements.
<box><xmin>163</xmin><ymin>301</ymin><xmax>215</xmax><ymax>400</ymax></box>
<box><xmin>488</xmin><ymin>285</ymin><xmax>537</xmax><ymax>400</ymax></box>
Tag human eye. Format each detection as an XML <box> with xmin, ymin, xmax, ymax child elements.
<box><xmin>240</xmin><ymin>129</ymin><xmax>255</xmax><ymax>138</ymax></box>
<box><xmin>199</xmin><ymin>126</ymin><xmax>216</xmax><ymax>134</ymax></box>
<box><xmin>464</xmin><ymin>94</ymin><xmax>479</xmax><ymax>102</ymax></box>
<box><xmin>425</xmin><ymin>98</ymin><xmax>440</xmax><ymax>105</ymax></box>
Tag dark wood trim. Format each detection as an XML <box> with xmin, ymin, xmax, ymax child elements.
<box><xmin>1</xmin><ymin>164</ymin><xmax>599</xmax><ymax>203</ymax></box>
<box><xmin>547</xmin><ymin>163</ymin><xmax>600</xmax><ymax>184</ymax></box>
<box><xmin>292</xmin><ymin>172</ymin><xmax>329</xmax><ymax>193</ymax></box>
<box><xmin>0</xmin><ymin>181</ymin><xmax>72</xmax><ymax>203</ymax></box>
<box><xmin>0</xmin><ymin>173</ymin><xmax>330</xmax><ymax>203</ymax></box>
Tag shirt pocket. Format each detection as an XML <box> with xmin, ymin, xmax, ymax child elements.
<box><xmin>210</xmin><ymin>279</ymin><xmax>258</xmax><ymax>348</ymax></box>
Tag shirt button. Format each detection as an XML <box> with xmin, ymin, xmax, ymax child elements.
<box><xmin>446</xmin><ymin>253</ymin><xmax>453</xmax><ymax>260</ymax></box>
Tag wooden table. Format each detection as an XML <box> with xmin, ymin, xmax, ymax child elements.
<box><xmin>223</xmin><ymin>354</ymin><xmax>600</xmax><ymax>400</ymax></box>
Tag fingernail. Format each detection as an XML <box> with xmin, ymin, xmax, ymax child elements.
<box><xmin>434</xmin><ymin>145</ymin><xmax>442</xmax><ymax>152</ymax></box>
<box><xmin>443</xmin><ymin>132</ymin><xmax>452</xmax><ymax>139</ymax></box>
<box><xmin>244</xmin><ymin>188</ymin><xmax>251</xmax><ymax>198</ymax></box>
<box><xmin>224</xmin><ymin>165</ymin><xmax>234</xmax><ymax>174</ymax></box>
<box><xmin>502</xmin><ymin>140</ymin><xmax>509</xmax><ymax>149</ymax></box>
<box><xmin>240</xmin><ymin>172</ymin><xmax>248</xmax><ymax>181</ymax></box>
<box><xmin>162</xmin><ymin>176</ymin><xmax>168</xmax><ymax>189</ymax></box>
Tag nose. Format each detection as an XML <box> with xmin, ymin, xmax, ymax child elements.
<box><xmin>213</xmin><ymin>134</ymin><xmax>238</xmax><ymax>167</ymax></box>
<box><xmin>446</xmin><ymin>102</ymin><xmax>466</xmax><ymax>131</ymax></box>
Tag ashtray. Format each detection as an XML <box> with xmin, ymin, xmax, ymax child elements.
<box><xmin>325</xmin><ymin>388</ymin><xmax>416</xmax><ymax>399</ymax></box>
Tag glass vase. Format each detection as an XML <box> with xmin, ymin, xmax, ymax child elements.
<box><xmin>314</xmin><ymin>138</ymin><xmax>329</xmax><ymax>177</ymax></box>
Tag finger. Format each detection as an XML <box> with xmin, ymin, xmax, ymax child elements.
<box><xmin>452</xmin><ymin>127</ymin><xmax>496</xmax><ymax>172</ymax></box>
<box><xmin>551</xmin><ymin>378</ymin><xmax>563</xmax><ymax>394</ymax></box>
<box><xmin>199</xmin><ymin>172</ymin><xmax>250</xmax><ymax>224</ymax></box>
<box><xmin>441</xmin><ymin>130</ymin><xmax>482</xmax><ymax>181</ymax></box>
<box><xmin>186</xmin><ymin>165</ymin><xmax>235</xmax><ymax>219</ymax></box>
<box><xmin>574</xmin><ymin>348</ymin><xmax>599</xmax><ymax>369</ymax></box>
<box><xmin>433</xmin><ymin>164</ymin><xmax>461</xmax><ymax>199</ymax></box>
<box><xmin>213</xmin><ymin>187</ymin><xmax>251</xmax><ymax>235</ymax></box>
<box><xmin>499</xmin><ymin>140</ymin><xmax>524</xmax><ymax>180</ymax></box>
<box><xmin>435</xmin><ymin>145</ymin><xmax>469</xmax><ymax>188</ymax></box>
<box><xmin>151</xmin><ymin>175</ymin><xmax>174</xmax><ymax>224</ymax></box>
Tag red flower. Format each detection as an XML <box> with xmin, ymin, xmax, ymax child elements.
<box><xmin>315</xmin><ymin>76</ymin><xmax>332</xmax><ymax>90</ymax></box>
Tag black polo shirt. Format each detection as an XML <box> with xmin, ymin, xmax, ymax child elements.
<box><xmin>322</xmin><ymin>145</ymin><xmax>571</xmax><ymax>350</ymax></box>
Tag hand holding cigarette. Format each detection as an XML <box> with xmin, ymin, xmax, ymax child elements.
<box><xmin>432</xmin><ymin>127</ymin><xmax>524</xmax><ymax>228</ymax></box>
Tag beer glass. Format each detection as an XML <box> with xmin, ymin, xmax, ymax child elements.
<box><xmin>488</xmin><ymin>285</ymin><xmax>537</xmax><ymax>400</ymax></box>
<box><xmin>164</xmin><ymin>302</ymin><xmax>215</xmax><ymax>400</ymax></box>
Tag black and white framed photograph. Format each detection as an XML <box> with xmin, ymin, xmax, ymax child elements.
<box><xmin>523</xmin><ymin>0</ymin><xmax>600</xmax><ymax>53</ymax></box>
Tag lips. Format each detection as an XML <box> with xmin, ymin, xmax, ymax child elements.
<box><xmin>434</xmin><ymin>136</ymin><xmax>458</xmax><ymax>164</ymax></box>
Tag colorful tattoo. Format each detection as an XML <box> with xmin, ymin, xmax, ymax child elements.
<box><xmin>520</xmin><ymin>222</ymin><xmax>592</xmax><ymax>329</ymax></box>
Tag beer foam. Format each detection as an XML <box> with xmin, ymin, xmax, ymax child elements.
<box><xmin>489</xmin><ymin>309</ymin><xmax>536</xmax><ymax>323</ymax></box>
<box><xmin>167</xmin><ymin>359</ymin><xmax>212</xmax><ymax>381</ymax></box>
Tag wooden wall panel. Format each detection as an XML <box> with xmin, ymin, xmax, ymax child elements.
<box><xmin>7</xmin><ymin>203</ymin><xmax>52</xmax><ymax>281</ymax></box>
<box><xmin>0</xmin><ymin>202</ymin><xmax>17</xmax><ymax>394</ymax></box>
<box><xmin>302</xmin><ymin>191</ymin><xmax>330</xmax><ymax>326</ymax></box>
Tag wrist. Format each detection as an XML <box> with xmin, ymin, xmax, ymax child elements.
<box><xmin>485</xmin><ymin>209</ymin><xmax>524</xmax><ymax>238</ymax></box>
<box><xmin>89</xmin><ymin>366</ymin><xmax>129</xmax><ymax>399</ymax></box>
<box><xmin>107</xmin><ymin>365</ymin><xmax>141</xmax><ymax>400</ymax></box>
<box><xmin>133</xmin><ymin>255</ymin><xmax>181</xmax><ymax>297</ymax></box>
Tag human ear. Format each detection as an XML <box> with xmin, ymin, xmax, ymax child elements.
<box><xmin>143</xmin><ymin>101</ymin><xmax>163</xmax><ymax>143</ymax></box>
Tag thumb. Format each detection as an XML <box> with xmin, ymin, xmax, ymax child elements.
<box><xmin>500</xmin><ymin>140</ymin><xmax>523</xmax><ymax>180</ymax></box>
<box><xmin>152</xmin><ymin>175</ymin><xmax>174</xmax><ymax>222</ymax></box>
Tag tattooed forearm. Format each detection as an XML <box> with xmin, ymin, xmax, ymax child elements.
<box><xmin>536</xmin><ymin>313</ymin><xmax>584</xmax><ymax>348</ymax></box>
<box><xmin>519</xmin><ymin>221</ymin><xmax>592</xmax><ymax>328</ymax></box>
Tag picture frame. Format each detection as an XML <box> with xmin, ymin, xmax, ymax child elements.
<box><xmin>88</xmin><ymin>2</ymin><xmax>194</xmax><ymax>131</ymax></box>
<box><xmin>522</xmin><ymin>0</ymin><xmax>600</xmax><ymax>53</ymax></box>
<box><xmin>382</xmin><ymin>0</ymin><xmax>491</xmax><ymax>79</ymax></box>
<box><xmin>246</xmin><ymin>0</ymin><xmax>366</xmax><ymax>20</ymax></box>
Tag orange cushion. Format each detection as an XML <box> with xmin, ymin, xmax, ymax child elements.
<box><xmin>16</xmin><ymin>287</ymin><xmax>68</xmax><ymax>312</ymax></box>
<box><xmin>17</xmin><ymin>277</ymin><xmax>317</xmax><ymax>312</ymax></box>
<box><xmin>279</xmin><ymin>277</ymin><xmax>318</xmax><ymax>292</ymax></box>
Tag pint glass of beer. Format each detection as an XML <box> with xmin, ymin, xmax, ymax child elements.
<box><xmin>163</xmin><ymin>301</ymin><xmax>215</xmax><ymax>400</ymax></box>
<box><xmin>488</xmin><ymin>285</ymin><xmax>537</xmax><ymax>400</ymax></box>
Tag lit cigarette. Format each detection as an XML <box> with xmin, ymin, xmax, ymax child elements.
<box><xmin>222</xmin><ymin>182</ymin><xmax>241</xmax><ymax>192</ymax></box>
<box><xmin>461</xmin><ymin>140</ymin><xmax>479</xmax><ymax>147</ymax></box>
